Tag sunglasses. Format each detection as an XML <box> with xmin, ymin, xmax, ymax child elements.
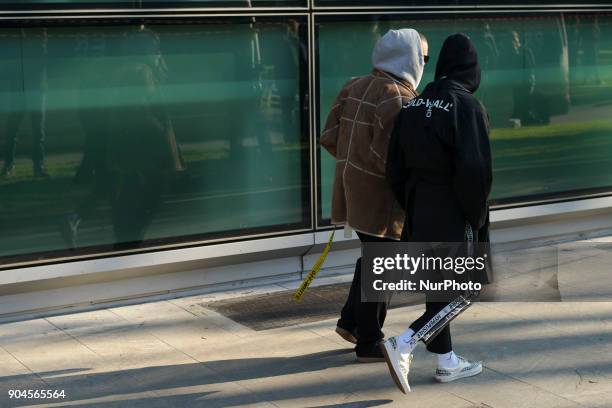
<box><xmin>424</xmin><ymin>55</ymin><xmax>430</xmax><ymax>64</ymax></box>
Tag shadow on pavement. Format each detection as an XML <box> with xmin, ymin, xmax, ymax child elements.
<box><xmin>305</xmin><ymin>399</ymin><xmax>394</xmax><ymax>408</ymax></box>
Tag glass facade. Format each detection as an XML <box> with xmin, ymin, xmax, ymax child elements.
<box><xmin>0</xmin><ymin>1</ymin><xmax>305</xmax><ymax>8</ymax></box>
<box><xmin>315</xmin><ymin>1</ymin><xmax>612</xmax><ymax>6</ymax></box>
<box><xmin>1</xmin><ymin>3</ymin><xmax>611</xmax><ymax>267</ymax></box>
<box><xmin>318</xmin><ymin>14</ymin><xmax>612</xmax><ymax>221</ymax></box>
<box><xmin>0</xmin><ymin>18</ymin><xmax>310</xmax><ymax>264</ymax></box>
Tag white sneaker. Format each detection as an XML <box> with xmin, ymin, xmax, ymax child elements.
<box><xmin>434</xmin><ymin>355</ymin><xmax>482</xmax><ymax>383</ymax></box>
<box><xmin>380</xmin><ymin>336</ymin><xmax>413</xmax><ymax>394</ymax></box>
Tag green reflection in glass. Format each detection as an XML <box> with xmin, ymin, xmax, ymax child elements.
<box><xmin>318</xmin><ymin>15</ymin><xmax>612</xmax><ymax>221</ymax></box>
<box><xmin>0</xmin><ymin>21</ymin><xmax>308</xmax><ymax>259</ymax></box>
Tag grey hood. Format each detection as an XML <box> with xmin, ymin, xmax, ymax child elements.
<box><xmin>372</xmin><ymin>28</ymin><xmax>425</xmax><ymax>90</ymax></box>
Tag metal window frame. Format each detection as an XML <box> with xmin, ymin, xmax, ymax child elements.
<box><xmin>2</xmin><ymin>194</ymin><xmax>612</xmax><ymax>283</ymax></box>
<box><xmin>0</xmin><ymin>1</ymin><xmax>310</xmax><ymax>15</ymax></box>
<box><xmin>0</xmin><ymin>227</ymin><xmax>316</xmax><ymax>271</ymax></box>
<box><xmin>312</xmin><ymin>3</ymin><xmax>612</xmax><ymax>11</ymax></box>
<box><xmin>0</xmin><ymin>11</ymin><xmax>310</xmax><ymax>20</ymax></box>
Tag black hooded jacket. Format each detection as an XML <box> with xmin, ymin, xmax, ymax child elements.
<box><xmin>386</xmin><ymin>34</ymin><xmax>492</xmax><ymax>242</ymax></box>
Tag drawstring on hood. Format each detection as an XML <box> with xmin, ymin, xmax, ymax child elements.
<box><xmin>372</xmin><ymin>29</ymin><xmax>425</xmax><ymax>90</ymax></box>
<box><xmin>435</xmin><ymin>33</ymin><xmax>481</xmax><ymax>93</ymax></box>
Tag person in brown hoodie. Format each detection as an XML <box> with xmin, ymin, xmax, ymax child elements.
<box><xmin>320</xmin><ymin>28</ymin><xmax>428</xmax><ymax>362</ymax></box>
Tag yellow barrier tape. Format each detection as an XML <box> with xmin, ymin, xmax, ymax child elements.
<box><xmin>293</xmin><ymin>230</ymin><xmax>336</xmax><ymax>302</ymax></box>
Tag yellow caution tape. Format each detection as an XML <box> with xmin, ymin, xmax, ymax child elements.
<box><xmin>293</xmin><ymin>230</ymin><xmax>336</xmax><ymax>302</ymax></box>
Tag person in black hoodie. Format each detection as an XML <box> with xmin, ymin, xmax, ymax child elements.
<box><xmin>380</xmin><ymin>34</ymin><xmax>492</xmax><ymax>394</ymax></box>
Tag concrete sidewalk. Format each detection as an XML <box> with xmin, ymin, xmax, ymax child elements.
<box><xmin>0</xmin><ymin>239</ymin><xmax>611</xmax><ymax>407</ymax></box>
<box><xmin>0</xmin><ymin>294</ymin><xmax>611</xmax><ymax>407</ymax></box>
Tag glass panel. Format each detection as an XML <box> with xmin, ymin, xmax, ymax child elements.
<box><xmin>316</xmin><ymin>1</ymin><xmax>611</xmax><ymax>7</ymax></box>
<box><xmin>317</xmin><ymin>14</ymin><xmax>612</xmax><ymax>222</ymax></box>
<box><xmin>0</xmin><ymin>18</ymin><xmax>310</xmax><ymax>264</ymax></box>
<box><xmin>0</xmin><ymin>0</ymin><xmax>304</xmax><ymax>9</ymax></box>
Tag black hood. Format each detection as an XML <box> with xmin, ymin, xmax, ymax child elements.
<box><xmin>434</xmin><ymin>33</ymin><xmax>481</xmax><ymax>93</ymax></box>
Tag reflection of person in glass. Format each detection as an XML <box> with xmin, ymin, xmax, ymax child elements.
<box><xmin>259</xmin><ymin>19</ymin><xmax>303</xmax><ymax>147</ymax></box>
<box><xmin>320</xmin><ymin>29</ymin><xmax>427</xmax><ymax>362</ymax></box>
<box><xmin>568</xmin><ymin>16</ymin><xmax>582</xmax><ymax>87</ymax></box>
<box><xmin>106</xmin><ymin>27</ymin><xmax>184</xmax><ymax>247</ymax></box>
<box><xmin>60</xmin><ymin>34</ymin><xmax>114</xmax><ymax>249</ymax></box>
<box><xmin>74</xmin><ymin>35</ymin><xmax>111</xmax><ymax>185</ymax></box>
<box><xmin>580</xmin><ymin>16</ymin><xmax>602</xmax><ymax>85</ymax></box>
<box><xmin>228</xmin><ymin>4</ymin><xmax>267</xmax><ymax>158</ymax></box>
<box><xmin>1</xmin><ymin>28</ymin><xmax>48</xmax><ymax>178</ymax></box>
<box><xmin>384</xmin><ymin>34</ymin><xmax>492</xmax><ymax>393</ymax></box>
<box><xmin>477</xmin><ymin>22</ymin><xmax>499</xmax><ymax>109</ymax></box>
<box><xmin>502</xmin><ymin>30</ymin><xmax>537</xmax><ymax>127</ymax></box>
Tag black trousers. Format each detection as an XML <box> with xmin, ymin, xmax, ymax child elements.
<box><xmin>338</xmin><ymin>231</ymin><xmax>394</xmax><ymax>352</ymax></box>
<box><xmin>409</xmin><ymin>299</ymin><xmax>453</xmax><ymax>354</ymax></box>
<box><xmin>3</xmin><ymin>72</ymin><xmax>47</xmax><ymax>169</ymax></box>
<box><xmin>4</xmin><ymin>104</ymin><xmax>46</xmax><ymax>169</ymax></box>
<box><xmin>110</xmin><ymin>171</ymin><xmax>165</xmax><ymax>247</ymax></box>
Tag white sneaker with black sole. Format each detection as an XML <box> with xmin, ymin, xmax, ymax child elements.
<box><xmin>380</xmin><ymin>336</ymin><xmax>412</xmax><ymax>394</ymax></box>
<box><xmin>434</xmin><ymin>355</ymin><xmax>482</xmax><ymax>383</ymax></box>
